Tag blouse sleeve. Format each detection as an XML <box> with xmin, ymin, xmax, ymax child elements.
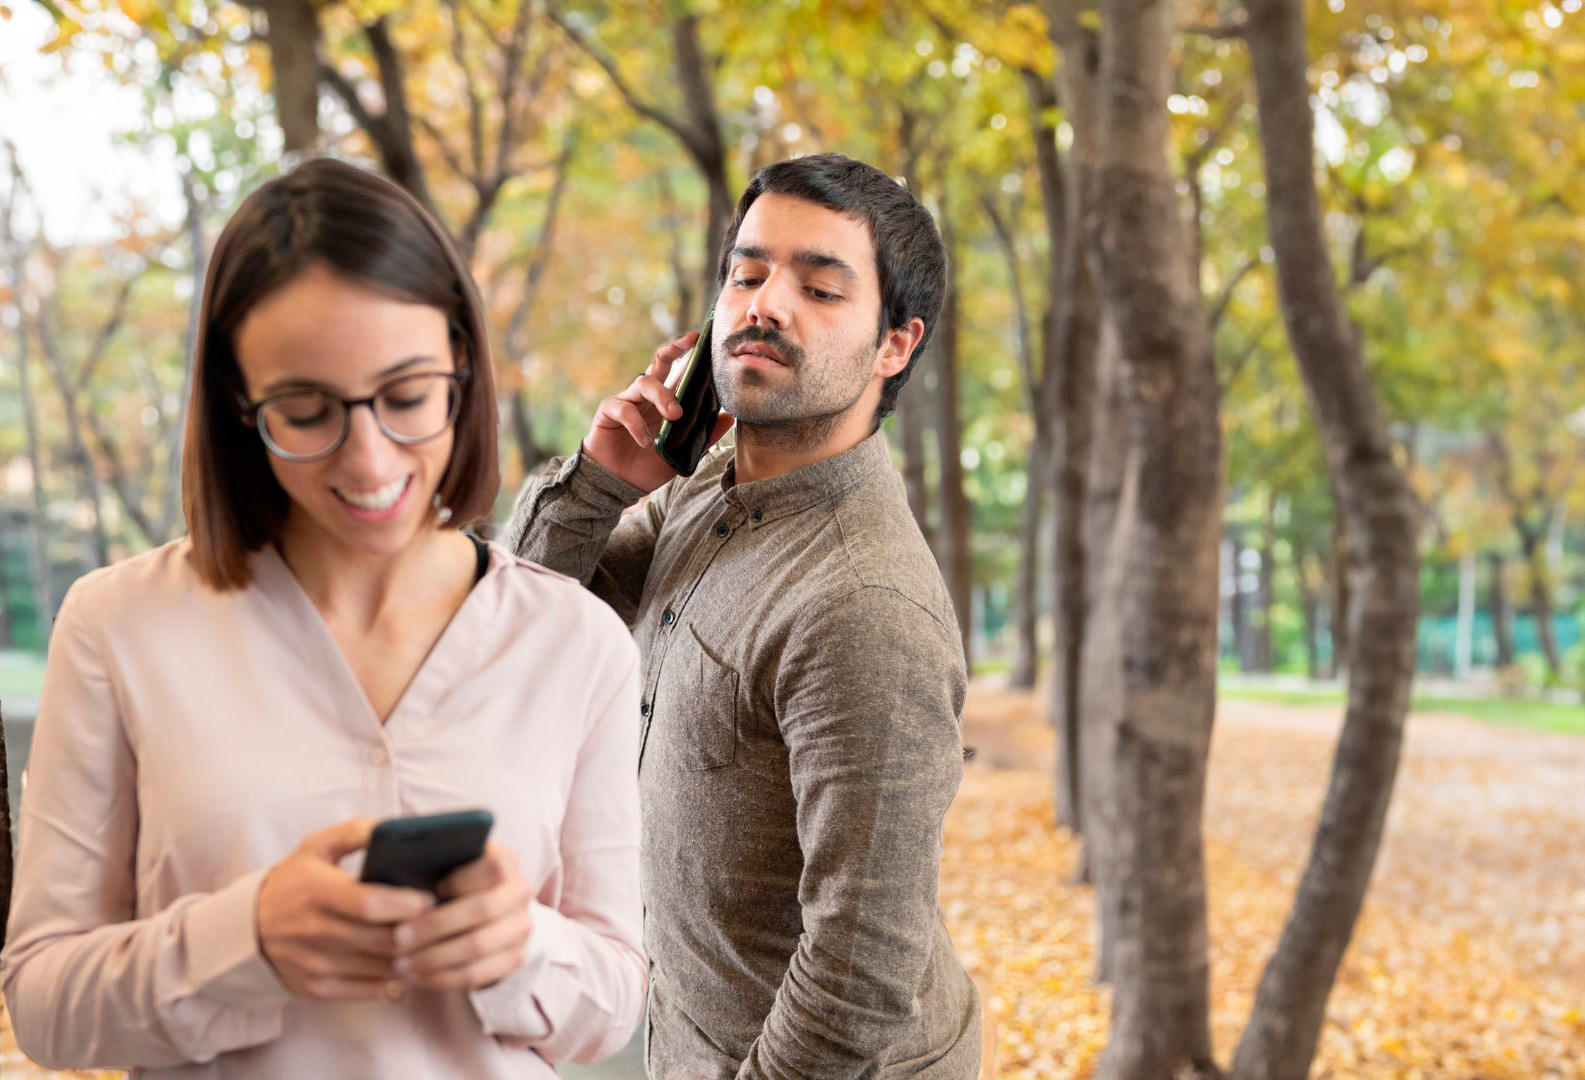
<box><xmin>0</xmin><ymin>584</ymin><xmax>293</xmax><ymax>1070</ymax></box>
<box><xmin>467</xmin><ymin>636</ymin><xmax>646</xmax><ymax>1065</ymax></box>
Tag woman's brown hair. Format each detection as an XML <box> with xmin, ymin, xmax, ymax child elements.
<box><xmin>183</xmin><ymin>158</ymin><xmax>499</xmax><ymax>590</ymax></box>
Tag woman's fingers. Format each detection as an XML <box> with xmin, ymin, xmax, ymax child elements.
<box><xmin>400</xmin><ymin>906</ymin><xmax>532</xmax><ymax>988</ymax></box>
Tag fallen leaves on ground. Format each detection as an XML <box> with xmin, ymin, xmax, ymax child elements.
<box><xmin>945</xmin><ymin>685</ymin><xmax>1585</xmax><ymax>1080</ymax></box>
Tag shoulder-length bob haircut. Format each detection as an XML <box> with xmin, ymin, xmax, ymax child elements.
<box><xmin>183</xmin><ymin>158</ymin><xmax>499</xmax><ymax>591</ymax></box>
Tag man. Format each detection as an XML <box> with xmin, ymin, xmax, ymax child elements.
<box><xmin>508</xmin><ymin>153</ymin><xmax>981</xmax><ymax>1078</ymax></box>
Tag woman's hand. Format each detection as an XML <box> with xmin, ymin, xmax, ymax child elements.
<box><xmin>392</xmin><ymin>843</ymin><xmax>534</xmax><ymax>991</ymax></box>
<box><xmin>256</xmin><ymin>817</ymin><xmax>435</xmax><ymax>1000</ymax></box>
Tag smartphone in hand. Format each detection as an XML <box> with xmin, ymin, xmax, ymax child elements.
<box><xmin>654</xmin><ymin>309</ymin><xmax>721</xmax><ymax>477</ymax></box>
<box><xmin>360</xmin><ymin>809</ymin><xmax>494</xmax><ymax>896</ymax></box>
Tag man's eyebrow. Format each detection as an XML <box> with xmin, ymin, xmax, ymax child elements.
<box><xmin>261</xmin><ymin>355</ymin><xmax>440</xmax><ymax>395</ymax></box>
<box><xmin>730</xmin><ymin>245</ymin><xmax>860</xmax><ymax>284</ymax></box>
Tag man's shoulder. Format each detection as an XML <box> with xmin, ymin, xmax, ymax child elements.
<box><xmin>823</xmin><ymin>470</ymin><xmax>957</xmax><ymax>631</ymax></box>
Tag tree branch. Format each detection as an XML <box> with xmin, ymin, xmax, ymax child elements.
<box><xmin>545</xmin><ymin>6</ymin><xmax>697</xmax><ymax>149</ymax></box>
<box><xmin>1206</xmin><ymin>256</ymin><xmax>1258</xmax><ymax>333</ymax></box>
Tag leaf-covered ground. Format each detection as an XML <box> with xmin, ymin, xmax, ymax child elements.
<box><xmin>944</xmin><ymin>686</ymin><xmax>1585</xmax><ymax>1079</ymax></box>
<box><xmin>6</xmin><ymin>686</ymin><xmax>1582</xmax><ymax>1078</ymax></box>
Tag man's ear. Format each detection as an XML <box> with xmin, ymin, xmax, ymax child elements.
<box><xmin>874</xmin><ymin>317</ymin><xmax>926</xmax><ymax>379</ymax></box>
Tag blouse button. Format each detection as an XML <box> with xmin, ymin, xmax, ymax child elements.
<box><xmin>370</xmin><ymin>747</ymin><xmax>389</xmax><ymax>766</ymax></box>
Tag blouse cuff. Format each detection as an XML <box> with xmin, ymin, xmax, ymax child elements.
<box><xmin>467</xmin><ymin>900</ymin><xmax>578</xmax><ymax>1041</ymax></box>
<box><xmin>179</xmin><ymin>868</ymin><xmax>294</xmax><ymax>1010</ymax></box>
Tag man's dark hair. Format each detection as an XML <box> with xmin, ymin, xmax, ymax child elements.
<box><xmin>717</xmin><ymin>153</ymin><xmax>946</xmax><ymax>423</ymax></box>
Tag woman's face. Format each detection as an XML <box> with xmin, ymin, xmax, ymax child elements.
<box><xmin>233</xmin><ymin>262</ymin><xmax>459</xmax><ymax>560</ymax></box>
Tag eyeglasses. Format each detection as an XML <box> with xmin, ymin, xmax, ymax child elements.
<box><xmin>238</xmin><ymin>370</ymin><xmax>470</xmax><ymax>463</ymax></box>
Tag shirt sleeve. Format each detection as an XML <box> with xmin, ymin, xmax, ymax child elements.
<box><xmin>468</xmin><ymin>638</ymin><xmax>646</xmax><ymax>1065</ymax></box>
<box><xmin>504</xmin><ymin>449</ymin><xmax>669</xmax><ymax>626</ymax></box>
<box><xmin>737</xmin><ymin>587</ymin><xmax>968</xmax><ymax>1080</ymax></box>
<box><xmin>0</xmin><ymin>586</ymin><xmax>293</xmax><ymax>1070</ymax></box>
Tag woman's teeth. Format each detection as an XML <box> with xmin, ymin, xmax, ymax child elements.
<box><xmin>335</xmin><ymin>477</ymin><xmax>408</xmax><ymax>511</ymax></box>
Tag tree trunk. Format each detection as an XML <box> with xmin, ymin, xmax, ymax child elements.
<box><xmin>1254</xmin><ymin>494</ymin><xmax>1277</xmax><ymax>671</ymax></box>
<box><xmin>1009</xmin><ymin>433</ymin><xmax>1047</xmax><ymax>691</ymax></box>
<box><xmin>1230</xmin><ymin>527</ymin><xmax>1254</xmax><ymax>670</ymax></box>
<box><xmin>1517</xmin><ymin>527</ymin><xmax>1562</xmax><ymax>676</ymax></box>
<box><xmin>1486</xmin><ymin>551</ymin><xmax>1517</xmax><ymax>668</ymax></box>
<box><xmin>1327</xmin><ymin>497</ymin><xmax>1351</xmax><ymax>677</ymax></box>
<box><xmin>985</xmin><ymin>185</ymin><xmax>1044</xmax><ymax>693</ymax></box>
<box><xmin>260</xmin><ymin>0</ymin><xmax>323</xmax><ymax>153</ymax></box>
<box><xmin>932</xmin><ymin>203</ymin><xmax>975</xmax><ymax>669</ymax></box>
<box><xmin>894</xmin><ymin>386</ymin><xmax>932</xmax><ymax>545</ymax></box>
<box><xmin>1297</xmin><ymin>546</ymin><xmax>1322</xmax><ymax>680</ymax></box>
<box><xmin>3</xmin><ymin>215</ymin><xmax>55</xmax><ymax>626</ymax></box>
<box><xmin>1089</xmin><ymin>3</ymin><xmax>1223</xmax><ymax>1076</ymax></box>
<box><xmin>1233</xmin><ymin>3</ymin><xmax>1424</xmax><ymax>1078</ymax></box>
<box><xmin>156</xmin><ymin>168</ymin><xmax>207</xmax><ymax>543</ymax></box>
<box><xmin>1041</xmin><ymin>7</ymin><xmax>1101</xmax><ymax>846</ymax></box>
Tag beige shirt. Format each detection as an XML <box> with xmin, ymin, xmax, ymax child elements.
<box><xmin>509</xmin><ymin>432</ymin><xmax>981</xmax><ymax>1079</ymax></box>
<box><xmin>1</xmin><ymin>538</ymin><xmax>645</xmax><ymax>1078</ymax></box>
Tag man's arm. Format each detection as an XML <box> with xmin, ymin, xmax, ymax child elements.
<box><xmin>505</xmin><ymin>331</ymin><xmax>731</xmax><ymax>624</ymax></box>
<box><xmin>739</xmin><ymin>586</ymin><xmax>968</xmax><ymax>1079</ymax></box>
<box><xmin>505</xmin><ymin>450</ymin><xmax>663</xmax><ymax>625</ymax></box>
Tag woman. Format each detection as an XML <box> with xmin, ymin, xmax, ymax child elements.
<box><xmin>0</xmin><ymin>159</ymin><xmax>644</xmax><ymax>1077</ymax></box>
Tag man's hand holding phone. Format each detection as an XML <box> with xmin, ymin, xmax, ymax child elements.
<box><xmin>584</xmin><ymin>331</ymin><xmax>734</xmax><ymax>493</ymax></box>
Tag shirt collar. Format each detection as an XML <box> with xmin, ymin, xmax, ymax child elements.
<box><xmin>720</xmin><ymin>428</ymin><xmax>891</xmax><ymax>527</ymax></box>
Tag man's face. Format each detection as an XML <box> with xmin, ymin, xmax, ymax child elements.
<box><xmin>712</xmin><ymin>194</ymin><xmax>890</xmax><ymax>434</ymax></box>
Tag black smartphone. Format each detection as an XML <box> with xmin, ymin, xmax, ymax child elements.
<box><xmin>653</xmin><ymin>309</ymin><xmax>721</xmax><ymax>477</ymax></box>
<box><xmin>359</xmin><ymin>809</ymin><xmax>494</xmax><ymax>895</ymax></box>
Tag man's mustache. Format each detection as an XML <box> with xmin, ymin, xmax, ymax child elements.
<box><xmin>719</xmin><ymin>326</ymin><xmax>804</xmax><ymax>369</ymax></box>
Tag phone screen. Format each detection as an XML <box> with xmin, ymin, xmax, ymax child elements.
<box><xmin>654</xmin><ymin>311</ymin><xmax>721</xmax><ymax>477</ymax></box>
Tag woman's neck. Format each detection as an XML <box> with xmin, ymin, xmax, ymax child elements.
<box><xmin>276</xmin><ymin>512</ymin><xmax>472</xmax><ymax>632</ymax></box>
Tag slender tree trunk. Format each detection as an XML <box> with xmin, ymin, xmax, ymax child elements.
<box><xmin>1039</xmin><ymin>11</ymin><xmax>1100</xmax><ymax>845</ymax></box>
<box><xmin>1297</xmin><ymin>546</ymin><xmax>1322</xmax><ymax>680</ymax></box>
<box><xmin>156</xmin><ymin>168</ymin><xmax>207</xmax><ymax>543</ymax></box>
<box><xmin>985</xmin><ymin>188</ymin><xmax>1044</xmax><ymax>692</ymax></box>
<box><xmin>932</xmin><ymin>203</ymin><xmax>974</xmax><ymax>668</ymax></box>
<box><xmin>1233</xmin><ymin>3</ymin><xmax>1424</xmax><ymax>1077</ymax></box>
<box><xmin>1328</xmin><ymin>499</ymin><xmax>1351</xmax><ymax>677</ymax></box>
<box><xmin>1254</xmin><ymin>494</ymin><xmax>1277</xmax><ymax>671</ymax></box>
<box><xmin>260</xmin><ymin>0</ymin><xmax>324</xmax><ymax>153</ymax></box>
<box><xmin>1090</xmin><ymin>3</ymin><xmax>1222</xmax><ymax>1076</ymax></box>
<box><xmin>1517</xmin><ymin>527</ymin><xmax>1562</xmax><ymax>676</ymax></box>
<box><xmin>894</xmin><ymin>387</ymin><xmax>932</xmax><ymax>545</ymax></box>
<box><xmin>1230</xmin><ymin>527</ymin><xmax>1254</xmax><ymax>670</ymax></box>
<box><xmin>1486</xmin><ymin>551</ymin><xmax>1517</xmax><ymax>668</ymax></box>
<box><xmin>35</xmin><ymin>322</ymin><xmax>111</xmax><ymax>568</ymax></box>
<box><xmin>14</xmin><ymin>308</ymin><xmax>54</xmax><ymax>628</ymax></box>
<box><xmin>1010</xmin><ymin>433</ymin><xmax>1047</xmax><ymax>690</ymax></box>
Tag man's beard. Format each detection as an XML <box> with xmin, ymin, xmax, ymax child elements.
<box><xmin>713</xmin><ymin>325</ymin><xmax>872</xmax><ymax>453</ymax></box>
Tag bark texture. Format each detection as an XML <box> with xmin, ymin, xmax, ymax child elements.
<box><xmin>932</xmin><ymin>203</ymin><xmax>975</xmax><ymax>667</ymax></box>
<box><xmin>1233</xmin><ymin>2</ymin><xmax>1424</xmax><ymax>1077</ymax></box>
<box><xmin>1090</xmin><ymin>2</ymin><xmax>1223</xmax><ymax>1076</ymax></box>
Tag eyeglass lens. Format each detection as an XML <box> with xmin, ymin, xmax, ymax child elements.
<box><xmin>258</xmin><ymin>373</ymin><xmax>459</xmax><ymax>459</ymax></box>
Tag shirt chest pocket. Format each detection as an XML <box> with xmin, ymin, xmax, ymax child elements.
<box><xmin>654</xmin><ymin>623</ymin><xmax>739</xmax><ymax>771</ymax></box>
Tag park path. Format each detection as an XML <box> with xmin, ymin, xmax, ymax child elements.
<box><xmin>6</xmin><ymin>687</ymin><xmax>1583</xmax><ymax>1078</ymax></box>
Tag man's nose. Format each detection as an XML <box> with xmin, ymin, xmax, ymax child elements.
<box><xmin>745</xmin><ymin>270</ymin><xmax>792</xmax><ymax>330</ymax></box>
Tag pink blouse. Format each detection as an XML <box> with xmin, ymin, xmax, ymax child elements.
<box><xmin>1</xmin><ymin>538</ymin><xmax>645</xmax><ymax>1077</ymax></box>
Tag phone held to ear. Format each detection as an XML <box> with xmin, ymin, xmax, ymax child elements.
<box><xmin>359</xmin><ymin>809</ymin><xmax>494</xmax><ymax>895</ymax></box>
<box><xmin>654</xmin><ymin>308</ymin><xmax>721</xmax><ymax>477</ymax></box>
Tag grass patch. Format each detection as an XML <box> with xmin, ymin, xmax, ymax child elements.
<box><xmin>1219</xmin><ymin>682</ymin><xmax>1585</xmax><ymax>737</ymax></box>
